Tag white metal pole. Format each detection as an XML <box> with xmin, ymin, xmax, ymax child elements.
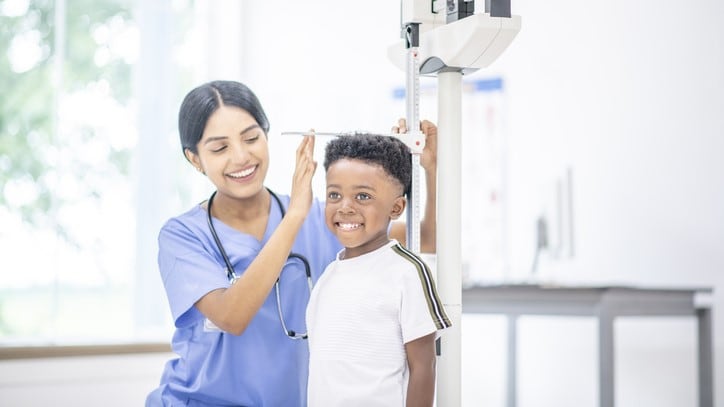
<box><xmin>436</xmin><ymin>70</ymin><xmax>463</xmax><ymax>407</ymax></box>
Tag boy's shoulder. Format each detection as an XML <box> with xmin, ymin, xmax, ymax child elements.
<box><xmin>389</xmin><ymin>240</ymin><xmax>427</xmax><ymax>267</ymax></box>
<box><xmin>383</xmin><ymin>241</ymin><xmax>431</xmax><ymax>273</ymax></box>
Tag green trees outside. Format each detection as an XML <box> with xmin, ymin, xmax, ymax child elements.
<box><xmin>0</xmin><ymin>0</ymin><xmax>135</xmax><ymax>338</ymax></box>
<box><xmin>1</xmin><ymin>0</ymin><xmax>132</xmax><ymax>233</ymax></box>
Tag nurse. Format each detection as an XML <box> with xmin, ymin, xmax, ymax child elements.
<box><xmin>146</xmin><ymin>80</ymin><xmax>438</xmax><ymax>406</ymax></box>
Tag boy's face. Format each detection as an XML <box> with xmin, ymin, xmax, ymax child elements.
<box><xmin>325</xmin><ymin>158</ymin><xmax>406</xmax><ymax>260</ymax></box>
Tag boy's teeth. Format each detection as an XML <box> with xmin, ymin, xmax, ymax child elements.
<box><xmin>338</xmin><ymin>223</ymin><xmax>360</xmax><ymax>230</ymax></box>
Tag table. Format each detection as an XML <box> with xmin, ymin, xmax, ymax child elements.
<box><xmin>462</xmin><ymin>284</ymin><xmax>714</xmax><ymax>407</ymax></box>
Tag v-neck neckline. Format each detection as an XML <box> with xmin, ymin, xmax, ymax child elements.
<box><xmin>199</xmin><ymin>193</ymin><xmax>283</xmax><ymax>246</ymax></box>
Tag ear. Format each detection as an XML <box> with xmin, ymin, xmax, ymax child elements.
<box><xmin>184</xmin><ymin>148</ymin><xmax>205</xmax><ymax>175</ymax></box>
<box><xmin>389</xmin><ymin>196</ymin><xmax>407</xmax><ymax>220</ymax></box>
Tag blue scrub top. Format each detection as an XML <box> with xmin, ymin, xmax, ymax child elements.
<box><xmin>146</xmin><ymin>194</ymin><xmax>341</xmax><ymax>407</ymax></box>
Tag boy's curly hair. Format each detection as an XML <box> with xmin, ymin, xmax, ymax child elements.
<box><xmin>323</xmin><ymin>133</ymin><xmax>412</xmax><ymax>195</ymax></box>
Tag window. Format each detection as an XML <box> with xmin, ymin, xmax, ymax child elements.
<box><xmin>0</xmin><ymin>0</ymin><xmax>202</xmax><ymax>345</ymax></box>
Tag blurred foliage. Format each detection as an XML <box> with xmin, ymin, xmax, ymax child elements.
<box><xmin>0</xmin><ymin>0</ymin><xmax>132</xmax><ymax>231</ymax></box>
<box><xmin>0</xmin><ymin>301</ymin><xmax>7</xmax><ymax>335</ymax></box>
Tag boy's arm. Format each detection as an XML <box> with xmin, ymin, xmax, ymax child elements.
<box><xmin>405</xmin><ymin>332</ymin><xmax>437</xmax><ymax>407</ymax></box>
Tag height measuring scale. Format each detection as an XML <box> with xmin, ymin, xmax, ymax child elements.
<box><xmin>390</xmin><ymin>4</ymin><xmax>521</xmax><ymax>406</ymax></box>
<box><xmin>402</xmin><ymin>22</ymin><xmax>424</xmax><ymax>254</ymax></box>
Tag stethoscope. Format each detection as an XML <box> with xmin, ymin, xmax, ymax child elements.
<box><xmin>206</xmin><ymin>188</ymin><xmax>312</xmax><ymax>340</ymax></box>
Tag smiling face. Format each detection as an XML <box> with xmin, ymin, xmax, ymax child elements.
<box><xmin>325</xmin><ymin>158</ymin><xmax>406</xmax><ymax>259</ymax></box>
<box><xmin>184</xmin><ymin>105</ymin><xmax>269</xmax><ymax>203</ymax></box>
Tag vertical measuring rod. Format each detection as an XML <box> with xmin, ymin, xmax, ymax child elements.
<box><xmin>404</xmin><ymin>22</ymin><xmax>423</xmax><ymax>254</ymax></box>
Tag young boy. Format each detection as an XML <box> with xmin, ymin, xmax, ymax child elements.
<box><xmin>306</xmin><ymin>134</ymin><xmax>451</xmax><ymax>407</ymax></box>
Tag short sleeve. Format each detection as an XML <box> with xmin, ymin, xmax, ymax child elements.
<box><xmin>158</xmin><ymin>219</ymin><xmax>230</xmax><ymax>328</ymax></box>
<box><xmin>399</xmin><ymin>260</ymin><xmax>452</xmax><ymax>344</ymax></box>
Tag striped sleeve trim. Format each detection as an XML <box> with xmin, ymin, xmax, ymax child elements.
<box><xmin>391</xmin><ymin>243</ymin><xmax>452</xmax><ymax>330</ymax></box>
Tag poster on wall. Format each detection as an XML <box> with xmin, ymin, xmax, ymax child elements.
<box><xmin>392</xmin><ymin>77</ymin><xmax>509</xmax><ymax>285</ymax></box>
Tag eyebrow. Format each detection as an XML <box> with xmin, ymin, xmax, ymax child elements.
<box><xmin>326</xmin><ymin>184</ymin><xmax>377</xmax><ymax>191</ymax></box>
<box><xmin>203</xmin><ymin>124</ymin><xmax>261</xmax><ymax>145</ymax></box>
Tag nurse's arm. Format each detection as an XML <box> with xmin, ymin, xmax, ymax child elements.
<box><xmin>389</xmin><ymin>119</ymin><xmax>437</xmax><ymax>253</ymax></box>
<box><xmin>195</xmin><ymin>136</ymin><xmax>317</xmax><ymax>335</ymax></box>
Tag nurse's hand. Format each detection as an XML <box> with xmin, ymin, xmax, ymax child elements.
<box><xmin>287</xmin><ymin>131</ymin><xmax>317</xmax><ymax>219</ymax></box>
<box><xmin>391</xmin><ymin>118</ymin><xmax>438</xmax><ymax>253</ymax></box>
<box><xmin>392</xmin><ymin>118</ymin><xmax>438</xmax><ymax>173</ymax></box>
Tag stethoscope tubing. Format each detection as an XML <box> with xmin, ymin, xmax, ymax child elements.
<box><xmin>205</xmin><ymin>187</ymin><xmax>312</xmax><ymax>339</ymax></box>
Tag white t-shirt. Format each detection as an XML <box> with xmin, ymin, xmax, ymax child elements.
<box><xmin>306</xmin><ymin>240</ymin><xmax>451</xmax><ymax>407</ymax></box>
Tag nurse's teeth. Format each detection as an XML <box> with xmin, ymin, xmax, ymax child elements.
<box><xmin>229</xmin><ymin>167</ymin><xmax>255</xmax><ymax>178</ymax></box>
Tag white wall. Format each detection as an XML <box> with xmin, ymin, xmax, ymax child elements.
<box><xmin>499</xmin><ymin>0</ymin><xmax>724</xmax><ymax>287</ymax></box>
<box><xmin>471</xmin><ymin>0</ymin><xmax>724</xmax><ymax>405</ymax></box>
<box><xmin>0</xmin><ymin>353</ymin><xmax>174</xmax><ymax>406</ymax></box>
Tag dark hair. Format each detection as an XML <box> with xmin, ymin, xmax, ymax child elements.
<box><xmin>323</xmin><ymin>134</ymin><xmax>412</xmax><ymax>195</ymax></box>
<box><xmin>178</xmin><ymin>80</ymin><xmax>270</xmax><ymax>155</ymax></box>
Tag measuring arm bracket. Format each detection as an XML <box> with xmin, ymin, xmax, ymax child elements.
<box><xmin>395</xmin><ymin>130</ymin><xmax>425</xmax><ymax>155</ymax></box>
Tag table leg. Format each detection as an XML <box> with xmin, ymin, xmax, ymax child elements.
<box><xmin>697</xmin><ymin>308</ymin><xmax>714</xmax><ymax>407</ymax></box>
<box><xmin>598</xmin><ymin>312</ymin><xmax>615</xmax><ymax>407</ymax></box>
<box><xmin>507</xmin><ymin>314</ymin><xmax>518</xmax><ymax>407</ymax></box>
